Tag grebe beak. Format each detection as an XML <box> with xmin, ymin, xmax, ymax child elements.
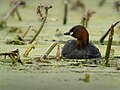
<box><xmin>64</xmin><ymin>32</ymin><xmax>73</xmax><ymax>36</ymax></box>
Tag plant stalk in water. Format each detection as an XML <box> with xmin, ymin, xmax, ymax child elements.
<box><xmin>29</xmin><ymin>4</ymin><xmax>52</xmax><ymax>44</ymax></box>
<box><xmin>23</xmin><ymin>44</ymin><xmax>35</xmax><ymax>57</ymax></box>
<box><xmin>105</xmin><ymin>20</ymin><xmax>120</xmax><ymax>66</ymax></box>
<box><xmin>0</xmin><ymin>1</ymin><xmax>24</xmax><ymax>27</ymax></box>
<box><xmin>63</xmin><ymin>0</ymin><xmax>68</xmax><ymax>25</ymax></box>
<box><xmin>56</xmin><ymin>44</ymin><xmax>60</xmax><ymax>61</ymax></box>
<box><xmin>40</xmin><ymin>42</ymin><xmax>58</xmax><ymax>60</ymax></box>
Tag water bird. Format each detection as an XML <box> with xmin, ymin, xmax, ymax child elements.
<box><xmin>62</xmin><ymin>25</ymin><xmax>101</xmax><ymax>59</ymax></box>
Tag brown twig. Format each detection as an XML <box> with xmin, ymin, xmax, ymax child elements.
<box><xmin>81</xmin><ymin>10</ymin><xmax>96</xmax><ymax>28</ymax></box>
<box><xmin>0</xmin><ymin>49</ymin><xmax>23</xmax><ymax>65</ymax></box>
<box><xmin>56</xmin><ymin>44</ymin><xmax>61</xmax><ymax>61</ymax></box>
<box><xmin>70</xmin><ymin>0</ymin><xmax>85</xmax><ymax>11</ymax></box>
<box><xmin>0</xmin><ymin>0</ymin><xmax>25</xmax><ymax>27</ymax></box>
<box><xmin>9</xmin><ymin>0</ymin><xmax>26</xmax><ymax>7</ymax></box>
<box><xmin>5</xmin><ymin>39</ymin><xmax>25</xmax><ymax>45</ymax></box>
<box><xmin>37</xmin><ymin>3</ymin><xmax>52</xmax><ymax>20</ymax></box>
